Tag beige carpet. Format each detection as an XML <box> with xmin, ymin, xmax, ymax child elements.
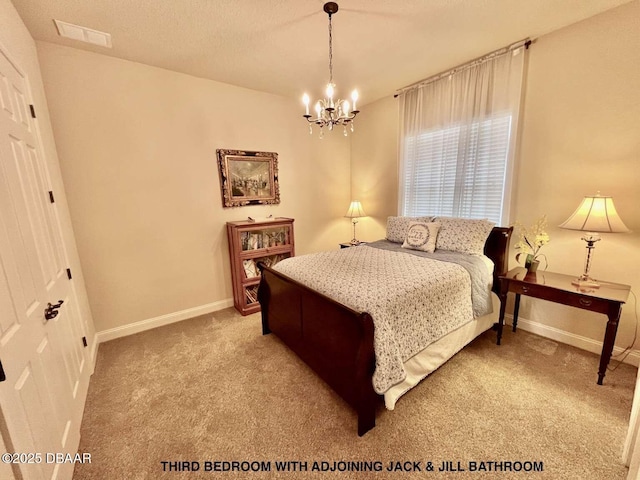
<box><xmin>74</xmin><ymin>308</ymin><xmax>636</xmax><ymax>479</ymax></box>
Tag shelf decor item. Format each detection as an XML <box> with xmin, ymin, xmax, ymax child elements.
<box><xmin>227</xmin><ymin>218</ymin><xmax>294</xmax><ymax>315</ymax></box>
<box><xmin>217</xmin><ymin>149</ymin><xmax>280</xmax><ymax>207</ymax></box>
<box><xmin>514</xmin><ymin>215</ymin><xmax>549</xmax><ymax>273</ymax></box>
<box><xmin>559</xmin><ymin>193</ymin><xmax>629</xmax><ymax>288</ymax></box>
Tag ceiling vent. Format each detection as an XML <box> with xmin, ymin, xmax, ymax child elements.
<box><xmin>54</xmin><ymin>20</ymin><xmax>112</xmax><ymax>48</ymax></box>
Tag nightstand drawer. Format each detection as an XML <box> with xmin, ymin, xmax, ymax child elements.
<box><xmin>561</xmin><ymin>294</ymin><xmax>611</xmax><ymax>315</ymax></box>
<box><xmin>510</xmin><ymin>282</ymin><xmax>546</xmax><ymax>298</ymax></box>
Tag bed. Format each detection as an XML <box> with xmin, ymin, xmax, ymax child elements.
<box><xmin>257</xmin><ymin>216</ymin><xmax>513</xmax><ymax>435</ymax></box>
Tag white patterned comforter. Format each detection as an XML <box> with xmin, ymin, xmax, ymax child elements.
<box><xmin>273</xmin><ymin>242</ymin><xmax>493</xmax><ymax>394</ymax></box>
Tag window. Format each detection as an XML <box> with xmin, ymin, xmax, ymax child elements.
<box><xmin>400</xmin><ymin>113</ymin><xmax>512</xmax><ymax>225</ymax></box>
<box><xmin>397</xmin><ymin>42</ymin><xmax>528</xmax><ymax>226</ymax></box>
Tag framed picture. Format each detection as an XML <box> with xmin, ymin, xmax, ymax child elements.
<box><xmin>216</xmin><ymin>149</ymin><xmax>280</xmax><ymax>208</ymax></box>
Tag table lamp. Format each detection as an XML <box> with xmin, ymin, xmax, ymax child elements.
<box><xmin>345</xmin><ymin>201</ymin><xmax>366</xmax><ymax>245</ymax></box>
<box><xmin>559</xmin><ymin>193</ymin><xmax>629</xmax><ymax>288</ymax></box>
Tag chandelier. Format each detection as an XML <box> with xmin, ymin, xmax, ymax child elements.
<box><xmin>302</xmin><ymin>2</ymin><xmax>359</xmax><ymax>138</ymax></box>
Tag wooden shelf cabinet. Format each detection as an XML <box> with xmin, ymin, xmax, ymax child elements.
<box><xmin>226</xmin><ymin>218</ymin><xmax>295</xmax><ymax>315</ymax></box>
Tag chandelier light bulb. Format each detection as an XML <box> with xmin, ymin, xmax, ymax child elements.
<box><xmin>351</xmin><ymin>90</ymin><xmax>359</xmax><ymax>111</ymax></box>
<box><xmin>326</xmin><ymin>84</ymin><xmax>334</xmax><ymax>100</ymax></box>
<box><xmin>343</xmin><ymin>100</ymin><xmax>350</xmax><ymax>116</ymax></box>
<box><xmin>302</xmin><ymin>93</ymin><xmax>310</xmax><ymax>116</ymax></box>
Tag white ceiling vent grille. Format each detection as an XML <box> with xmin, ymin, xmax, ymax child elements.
<box><xmin>54</xmin><ymin>20</ymin><xmax>112</xmax><ymax>48</ymax></box>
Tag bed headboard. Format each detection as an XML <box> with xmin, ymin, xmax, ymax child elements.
<box><xmin>484</xmin><ymin>226</ymin><xmax>513</xmax><ymax>292</ymax></box>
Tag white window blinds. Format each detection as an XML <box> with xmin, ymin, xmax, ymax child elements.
<box><xmin>401</xmin><ymin>114</ymin><xmax>512</xmax><ymax>223</ymax></box>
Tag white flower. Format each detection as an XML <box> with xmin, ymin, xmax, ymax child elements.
<box><xmin>513</xmin><ymin>215</ymin><xmax>550</xmax><ymax>267</ymax></box>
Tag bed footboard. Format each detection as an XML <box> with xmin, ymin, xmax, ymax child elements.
<box><xmin>257</xmin><ymin>263</ymin><xmax>379</xmax><ymax>436</ymax></box>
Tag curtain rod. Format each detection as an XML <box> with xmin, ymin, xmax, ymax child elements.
<box><xmin>394</xmin><ymin>38</ymin><xmax>532</xmax><ymax>98</ymax></box>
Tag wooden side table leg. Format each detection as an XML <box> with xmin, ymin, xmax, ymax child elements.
<box><xmin>512</xmin><ymin>293</ymin><xmax>521</xmax><ymax>332</ymax></box>
<box><xmin>496</xmin><ymin>281</ymin><xmax>508</xmax><ymax>346</ymax></box>
<box><xmin>598</xmin><ymin>303</ymin><xmax>622</xmax><ymax>385</ymax></box>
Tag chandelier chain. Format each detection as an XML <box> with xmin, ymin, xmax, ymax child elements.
<box><xmin>328</xmin><ymin>12</ymin><xmax>333</xmax><ymax>84</ymax></box>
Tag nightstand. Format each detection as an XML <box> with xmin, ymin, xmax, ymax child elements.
<box><xmin>340</xmin><ymin>242</ymin><xmax>367</xmax><ymax>248</ymax></box>
<box><xmin>497</xmin><ymin>267</ymin><xmax>630</xmax><ymax>385</ymax></box>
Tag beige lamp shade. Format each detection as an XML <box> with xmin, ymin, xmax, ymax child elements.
<box><xmin>559</xmin><ymin>195</ymin><xmax>629</xmax><ymax>233</ymax></box>
<box><xmin>345</xmin><ymin>201</ymin><xmax>367</xmax><ymax>219</ymax></box>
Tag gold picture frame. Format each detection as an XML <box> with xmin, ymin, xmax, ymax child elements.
<box><xmin>216</xmin><ymin>149</ymin><xmax>280</xmax><ymax>208</ymax></box>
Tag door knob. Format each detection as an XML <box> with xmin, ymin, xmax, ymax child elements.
<box><xmin>44</xmin><ymin>300</ymin><xmax>64</xmax><ymax>321</ymax></box>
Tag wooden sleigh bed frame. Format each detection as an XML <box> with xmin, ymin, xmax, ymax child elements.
<box><xmin>257</xmin><ymin>226</ymin><xmax>513</xmax><ymax>436</ymax></box>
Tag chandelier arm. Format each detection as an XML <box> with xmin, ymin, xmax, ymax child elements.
<box><xmin>303</xmin><ymin>111</ymin><xmax>360</xmax><ymax>126</ymax></box>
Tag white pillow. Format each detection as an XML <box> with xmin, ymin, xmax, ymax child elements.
<box><xmin>402</xmin><ymin>222</ymin><xmax>440</xmax><ymax>253</ymax></box>
<box><xmin>434</xmin><ymin>217</ymin><xmax>495</xmax><ymax>255</ymax></box>
<box><xmin>386</xmin><ymin>216</ymin><xmax>433</xmax><ymax>243</ymax></box>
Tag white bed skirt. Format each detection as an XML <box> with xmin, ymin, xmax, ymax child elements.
<box><xmin>384</xmin><ymin>293</ymin><xmax>500</xmax><ymax>410</ymax></box>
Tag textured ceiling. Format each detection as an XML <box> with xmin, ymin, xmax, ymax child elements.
<box><xmin>11</xmin><ymin>0</ymin><xmax>632</xmax><ymax>105</ymax></box>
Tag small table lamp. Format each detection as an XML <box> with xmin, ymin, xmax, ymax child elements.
<box><xmin>559</xmin><ymin>193</ymin><xmax>629</xmax><ymax>288</ymax></box>
<box><xmin>345</xmin><ymin>201</ymin><xmax>366</xmax><ymax>245</ymax></box>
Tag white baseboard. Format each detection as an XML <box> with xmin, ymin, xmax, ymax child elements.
<box><xmin>89</xmin><ymin>335</ymin><xmax>99</xmax><ymax>372</ymax></box>
<box><xmin>96</xmin><ymin>298</ymin><xmax>234</xmax><ymax>344</ymax></box>
<box><xmin>506</xmin><ymin>314</ymin><xmax>640</xmax><ymax>367</ymax></box>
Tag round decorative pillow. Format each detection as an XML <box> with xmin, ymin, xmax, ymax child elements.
<box><xmin>401</xmin><ymin>222</ymin><xmax>440</xmax><ymax>253</ymax></box>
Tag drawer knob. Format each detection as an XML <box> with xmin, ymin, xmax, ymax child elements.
<box><xmin>579</xmin><ymin>298</ymin><xmax>592</xmax><ymax>307</ymax></box>
<box><xmin>521</xmin><ymin>286</ymin><xmax>529</xmax><ymax>293</ymax></box>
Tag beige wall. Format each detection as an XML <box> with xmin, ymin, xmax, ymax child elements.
<box><xmin>0</xmin><ymin>0</ymin><xmax>95</xmax><ymax>343</ymax></box>
<box><xmin>513</xmin><ymin>0</ymin><xmax>640</xmax><ymax>349</ymax></box>
<box><xmin>352</xmin><ymin>1</ymin><xmax>640</xmax><ymax>352</ymax></box>
<box><xmin>35</xmin><ymin>42</ymin><xmax>352</xmax><ymax>334</ymax></box>
<box><xmin>350</xmin><ymin>95</ymin><xmax>399</xmax><ymax>242</ymax></box>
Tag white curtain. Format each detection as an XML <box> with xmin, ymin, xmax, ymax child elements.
<box><xmin>398</xmin><ymin>43</ymin><xmax>528</xmax><ymax>226</ymax></box>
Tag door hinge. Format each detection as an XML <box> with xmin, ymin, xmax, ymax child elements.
<box><xmin>66</xmin><ymin>268</ymin><xmax>72</xmax><ymax>280</ymax></box>
<box><xmin>49</xmin><ymin>191</ymin><xmax>55</xmax><ymax>203</ymax></box>
<box><xmin>29</xmin><ymin>104</ymin><xmax>36</xmax><ymax>118</ymax></box>
<box><xmin>0</xmin><ymin>358</ymin><xmax>6</xmax><ymax>382</ymax></box>
<box><xmin>82</xmin><ymin>337</ymin><xmax>88</xmax><ymax>348</ymax></box>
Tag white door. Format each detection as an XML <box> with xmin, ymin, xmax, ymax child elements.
<box><xmin>624</xmin><ymin>368</ymin><xmax>640</xmax><ymax>479</ymax></box>
<box><xmin>0</xmin><ymin>45</ymin><xmax>89</xmax><ymax>480</ymax></box>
